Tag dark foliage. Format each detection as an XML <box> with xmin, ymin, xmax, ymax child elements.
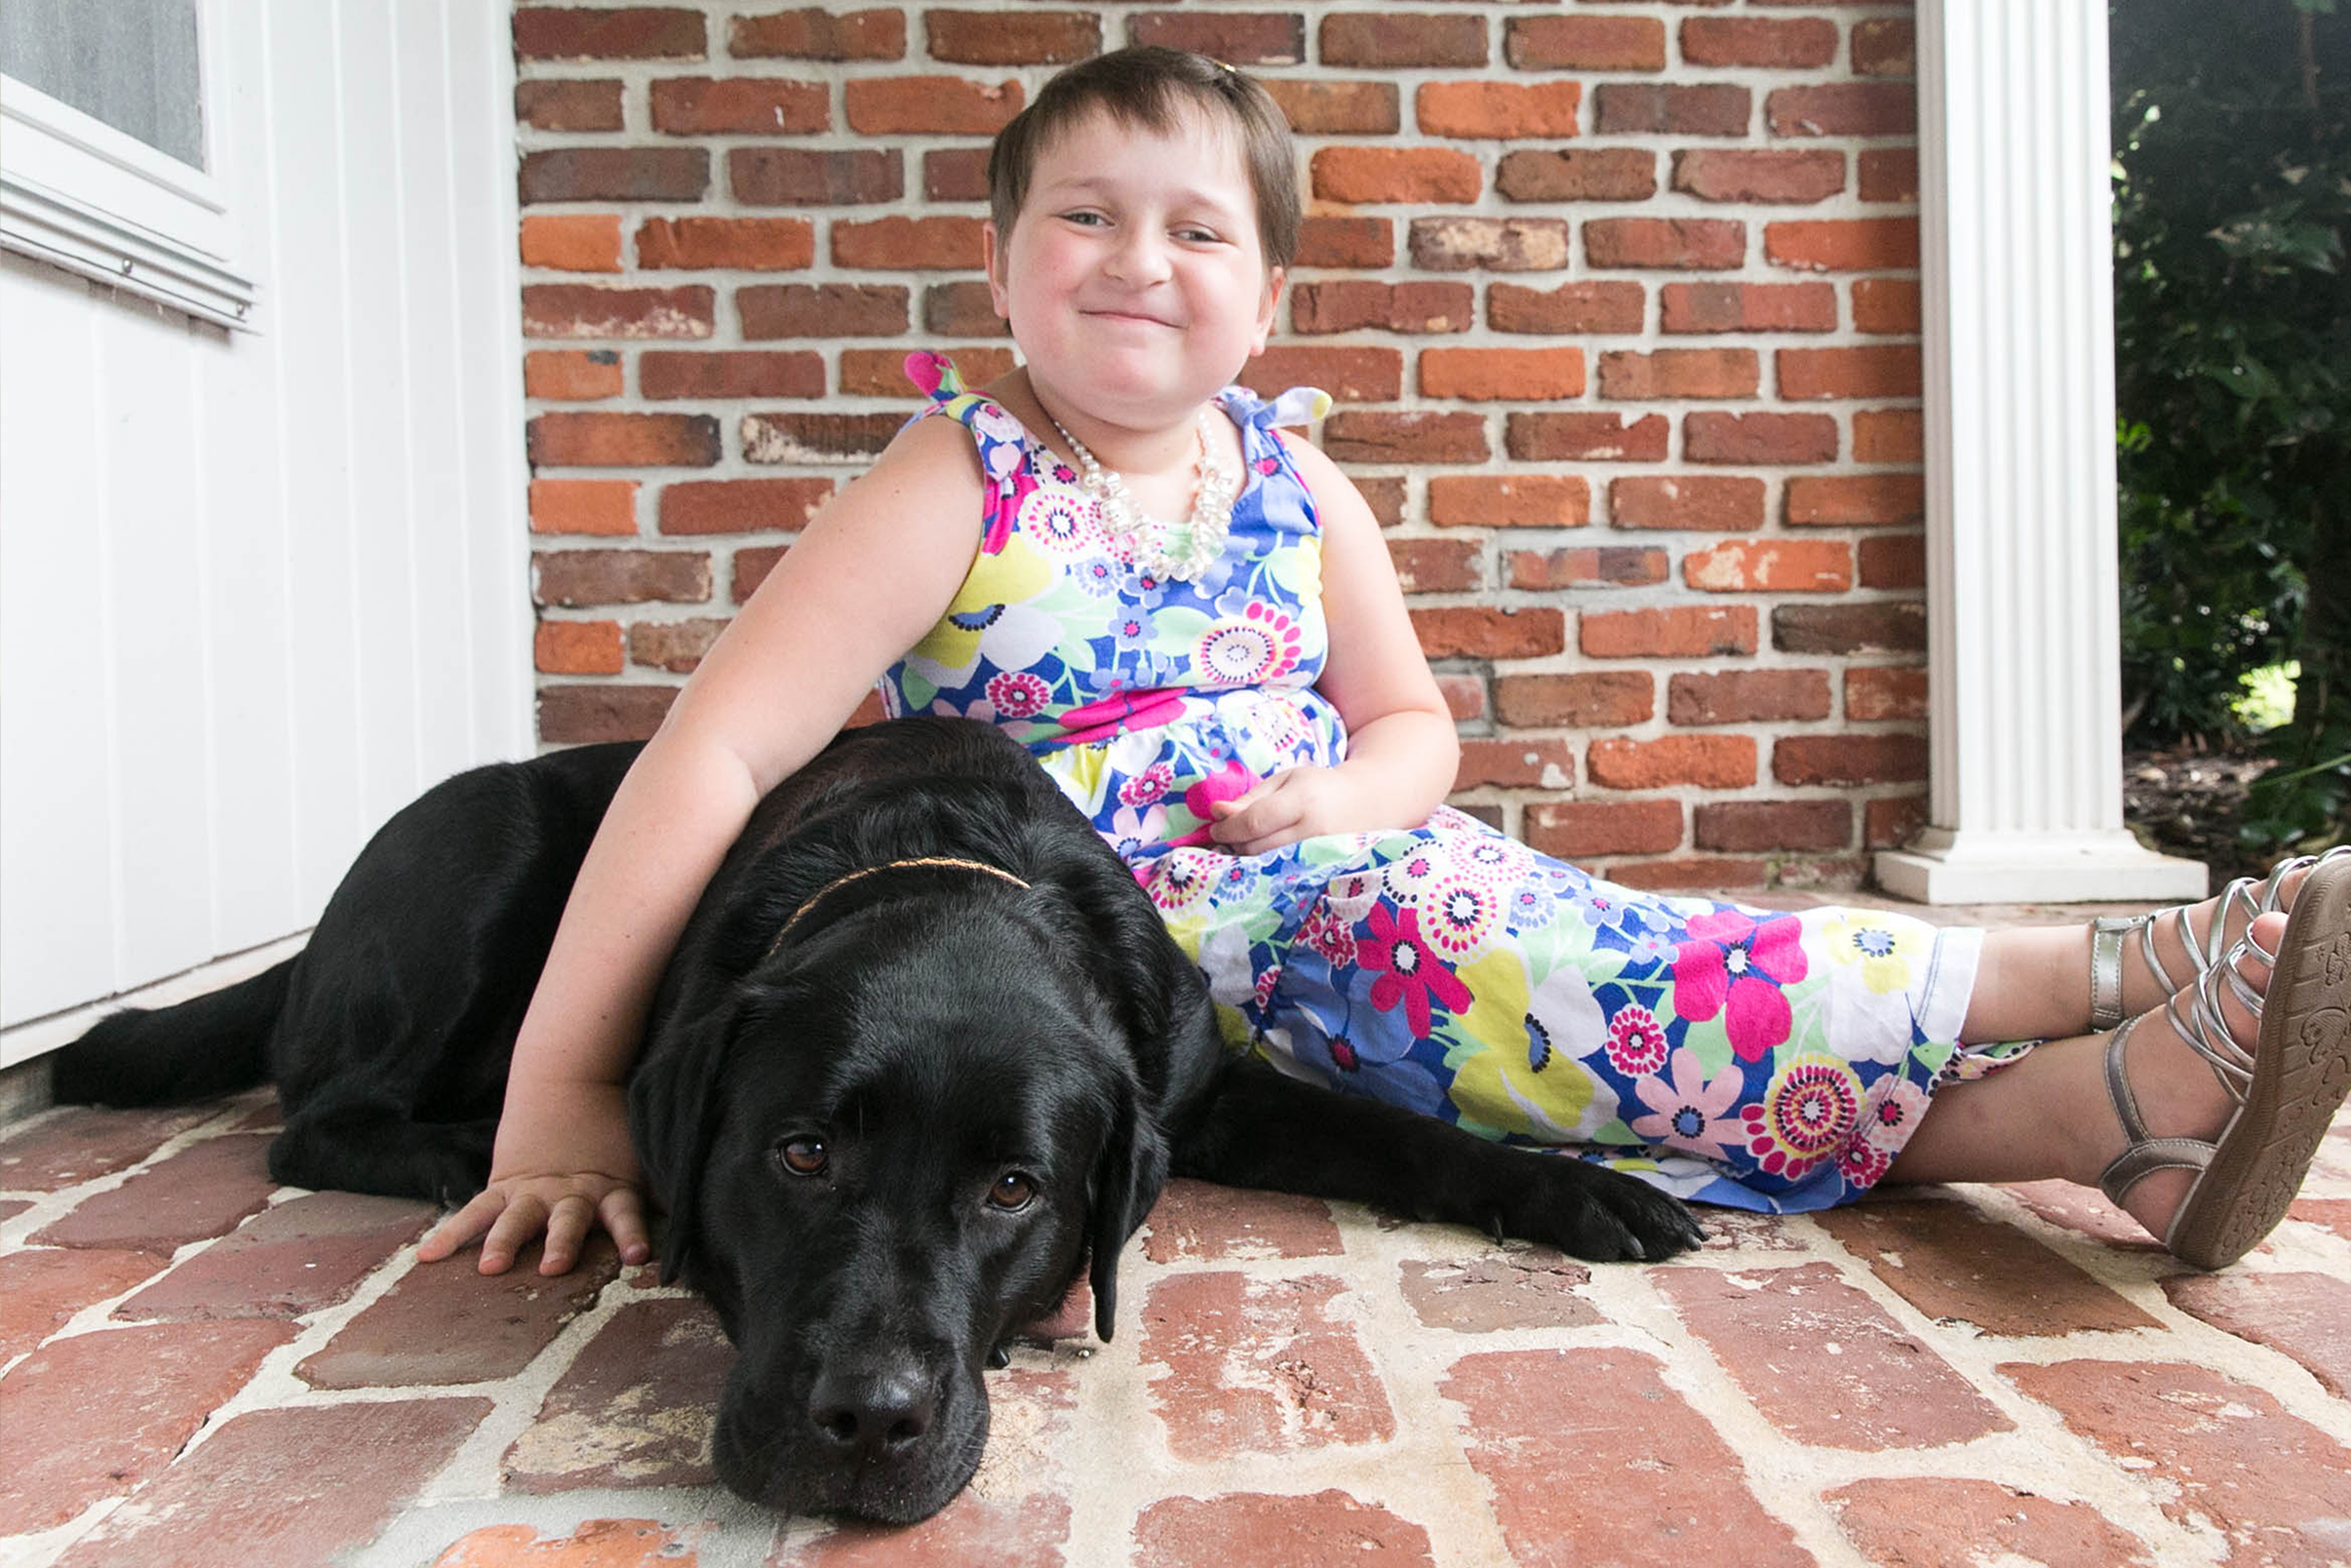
<box><xmin>2111</xmin><ymin>0</ymin><xmax>2350</xmax><ymax>846</ymax></box>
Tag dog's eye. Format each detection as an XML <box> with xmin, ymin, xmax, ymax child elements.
<box><xmin>776</xmin><ymin>1137</ymin><xmax>828</xmax><ymax>1177</ymax></box>
<box><xmin>987</xmin><ymin>1172</ymin><xmax>1036</xmax><ymax>1211</ymax></box>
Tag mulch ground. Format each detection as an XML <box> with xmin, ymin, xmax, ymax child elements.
<box><xmin>2122</xmin><ymin>742</ymin><xmax>2282</xmax><ymax>889</ymax></box>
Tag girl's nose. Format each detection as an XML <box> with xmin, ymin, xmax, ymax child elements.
<box><xmin>1105</xmin><ymin>227</ymin><xmax>1172</xmax><ymax>284</ymax></box>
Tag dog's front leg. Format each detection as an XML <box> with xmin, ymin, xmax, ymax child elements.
<box><xmin>1171</xmin><ymin>1055</ymin><xmax>1705</xmax><ymax>1262</ymax></box>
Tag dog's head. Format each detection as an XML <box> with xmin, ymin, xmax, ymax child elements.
<box><xmin>627</xmin><ymin>890</ymin><xmax>1172</xmax><ymax>1522</ymax></box>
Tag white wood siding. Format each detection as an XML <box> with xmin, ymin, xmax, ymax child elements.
<box><xmin>0</xmin><ymin>1</ymin><xmax>530</xmax><ymax>1060</ymax></box>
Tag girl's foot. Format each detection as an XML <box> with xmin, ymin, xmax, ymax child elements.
<box><xmin>2090</xmin><ymin>913</ymin><xmax>2278</xmax><ymax>1248</ymax></box>
<box><xmin>2095</xmin><ymin>851</ymin><xmax>2351</xmax><ymax>1265</ymax></box>
<box><xmin>2093</xmin><ymin>846</ymin><xmax>2346</xmax><ymax>1027</ymax></box>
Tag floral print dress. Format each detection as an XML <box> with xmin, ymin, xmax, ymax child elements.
<box><xmin>885</xmin><ymin>352</ymin><xmax>2026</xmax><ymax>1213</ymax></box>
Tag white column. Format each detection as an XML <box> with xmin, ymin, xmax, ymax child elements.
<box><xmin>1874</xmin><ymin>0</ymin><xmax>2206</xmax><ymax>905</ymax></box>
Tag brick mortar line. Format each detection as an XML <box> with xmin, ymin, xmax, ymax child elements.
<box><xmin>365</xmin><ymin>1489</ymin><xmax>778</xmax><ymax>1568</ymax></box>
<box><xmin>1057</xmin><ymin>1204</ymin><xmax>1532</xmax><ymax>1565</ymax></box>
<box><xmin>349</xmin><ymin>1492</ymin><xmax>755</xmax><ymax>1568</ymax></box>
<box><xmin>0</xmin><ymin>1108</ymin><xmax>290</xmax><ymax>1373</ymax></box>
<box><xmin>1734</xmin><ymin>1185</ymin><xmax>2350</xmax><ymax>1557</ymax></box>
<box><xmin>1958</xmin><ymin>1180</ymin><xmax>2351</xmax><ymax>1439</ymax></box>
<box><xmin>413</xmin><ymin>1268</ymin><xmax>708</xmax><ymax>1507</ymax></box>
<box><xmin>1318</xmin><ymin>1209</ymin><xmax>1702</xmax><ymax>1568</ymax></box>
<box><xmin>18</xmin><ymin>1123</ymin><xmax>2323</xmax><ymax>1551</ymax></box>
<box><xmin>1572</xmin><ymin>1215</ymin><xmax>1966</xmax><ymax>1564</ymax></box>
<box><xmin>1568</xmin><ymin>1203</ymin><xmax>2286</xmax><ymax>1561</ymax></box>
<box><xmin>1264</xmin><ymin>1202</ymin><xmax>1560</xmax><ymax>1566</ymax></box>
<box><xmin>6</xmin><ymin>1498</ymin><xmax>112</xmax><ymax>1567</ymax></box>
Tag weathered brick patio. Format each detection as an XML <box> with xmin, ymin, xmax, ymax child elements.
<box><xmin>5</xmin><ymin>901</ymin><xmax>2348</xmax><ymax>1568</ymax></box>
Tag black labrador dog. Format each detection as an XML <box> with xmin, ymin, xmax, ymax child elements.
<box><xmin>56</xmin><ymin>716</ymin><xmax>1701</xmax><ymax>1522</ymax></box>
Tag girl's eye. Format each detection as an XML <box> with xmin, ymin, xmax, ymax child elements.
<box><xmin>1175</xmin><ymin>227</ymin><xmax>1221</xmax><ymax>245</ymax></box>
<box><xmin>988</xmin><ymin>1172</ymin><xmax>1037</xmax><ymax>1211</ymax></box>
<box><xmin>777</xmin><ymin>1138</ymin><xmax>828</xmax><ymax>1177</ymax></box>
<box><xmin>1060</xmin><ymin>210</ymin><xmax>1108</xmax><ymax>228</ymax></box>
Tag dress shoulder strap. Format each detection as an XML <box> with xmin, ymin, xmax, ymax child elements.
<box><xmin>903</xmin><ymin>349</ymin><xmax>983</xmax><ymax>419</ymax></box>
<box><xmin>1217</xmin><ymin>382</ymin><xmax>1334</xmax><ymax>434</ymax></box>
<box><xmin>901</xmin><ymin>350</ymin><xmax>1036</xmax><ymax>556</ymax></box>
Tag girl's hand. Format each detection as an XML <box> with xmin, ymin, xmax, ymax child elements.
<box><xmin>415</xmin><ymin>1079</ymin><xmax>650</xmax><ymax>1277</ymax></box>
<box><xmin>1206</xmin><ymin>764</ymin><xmax>1368</xmax><ymax>854</ymax></box>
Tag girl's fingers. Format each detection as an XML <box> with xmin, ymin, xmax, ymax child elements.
<box><xmin>538</xmin><ymin>1196</ymin><xmax>595</xmax><ymax>1275</ymax></box>
<box><xmin>477</xmin><ymin>1196</ymin><xmax>550</xmax><ymax>1276</ymax></box>
<box><xmin>416</xmin><ymin>1190</ymin><xmax>505</xmax><ymax>1263</ymax></box>
<box><xmin>1224</xmin><ymin>796</ymin><xmax>1313</xmax><ymax>854</ymax></box>
<box><xmin>602</xmin><ymin>1189</ymin><xmax>653</xmax><ymax>1267</ymax></box>
<box><xmin>1212</xmin><ymin>776</ymin><xmax>1303</xmax><ymax>844</ymax></box>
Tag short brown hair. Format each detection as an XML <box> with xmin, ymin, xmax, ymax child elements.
<box><xmin>987</xmin><ymin>47</ymin><xmax>1300</xmax><ymax>270</ymax></box>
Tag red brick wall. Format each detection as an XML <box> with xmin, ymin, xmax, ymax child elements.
<box><xmin>514</xmin><ymin>2</ymin><xmax>1925</xmax><ymax>892</ymax></box>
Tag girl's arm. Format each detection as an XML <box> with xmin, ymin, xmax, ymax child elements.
<box><xmin>1207</xmin><ymin>432</ymin><xmax>1460</xmax><ymax>855</ymax></box>
<box><xmin>417</xmin><ymin>412</ymin><xmax>986</xmax><ymax>1275</ymax></box>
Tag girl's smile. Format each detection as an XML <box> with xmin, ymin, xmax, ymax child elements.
<box><xmin>984</xmin><ymin>105</ymin><xmax>1283</xmax><ymax>467</ymax></box>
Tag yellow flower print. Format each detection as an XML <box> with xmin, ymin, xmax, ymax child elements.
<box><xmin>901</xmin><ymin>533</ymin><xmax>1055</xmax><ymax>681</ymax></box>
<box><xmin>1819</xmin><ymin>912</ymin><xmax>1926</xmax><ymax>995</ymax></box>
<box><xmin>1446</xmin><ymin>950</ymin><xmax>1615</xmax><ymax>1142</ymax></box>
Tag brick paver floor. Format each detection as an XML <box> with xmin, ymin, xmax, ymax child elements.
<box><xmin>5</xmin><ymin>897</ymin><xmax>2348</xmax><ymax>1567</ymax></box>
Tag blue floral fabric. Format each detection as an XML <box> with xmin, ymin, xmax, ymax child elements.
<box><xmin>882</xmin><ymin>351</ymin><xmax>2021</xmax><ymax>1213</ymax></box>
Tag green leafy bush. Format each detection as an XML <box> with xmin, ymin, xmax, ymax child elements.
<box><xmin>2111</xmin><ymin>0</ymin><xmax>2350</xmax><ymax>848</ymax></box>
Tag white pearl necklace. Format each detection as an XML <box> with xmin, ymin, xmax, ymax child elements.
<box><xmin>1044</xmin><ymin>410</ymin><xmax>1236</xmax><ymax>581</ymax></box>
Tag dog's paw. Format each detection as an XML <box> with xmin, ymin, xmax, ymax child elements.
<box><xmin>1507</xmin><ymin>1160</ymin><xmax>1705</xmax><ymax>1263</ymax></box>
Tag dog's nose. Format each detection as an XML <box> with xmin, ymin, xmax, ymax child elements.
<box><xmin>808</xmin><ymin>1364</ymin><xmax>938</xmax><ymax>1461</ymax></box>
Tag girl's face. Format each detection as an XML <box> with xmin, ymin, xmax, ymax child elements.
<box><xmin>986</xmin><ymin>105</ymin><xmax>1283</xmax><ymax>438</ymax></box>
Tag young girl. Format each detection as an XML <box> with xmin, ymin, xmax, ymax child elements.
<box><xmin>421</xmin><ymin>47</ymin><xmax>2351</xmax><ymax>1282</ymax></box>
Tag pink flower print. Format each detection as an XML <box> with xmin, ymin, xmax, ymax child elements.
<box><xmin>1020</xmin><ymin>488</ymin><xmax>1100</xmax><ymax>555</ymax></box>
<box><xmin>1604</xmin><ymin>1004</ymin><xmax>1670</xmax><ymax>1078</ymax></box>
<box><xmin>1861</xmin><ymin>1078</ymin><xmax>1932</xmax><ymax>1154</ymax></box>
<box><xmin>985</xmin><ymin>670</ymin><xmax>1051</xmax><ymax>721</ymax></box>
<box><xmin>1247</xmin><ymin>600</ymin><xmax>1302</xmax><ymax>658</ymax></box>
<box><xmin>1325</xmin><ymin>871</ymin><xmax>1382</xmax><ymax>921</ymax></box>
<box><xmin>1421</xmin><ymin>876</ymin><xmax>1501</xmax><ymax>960</ymax></box>
<box><xmin>1628</xmin><ymin>1046</ymin><xmax>1745</xmax><ymax>1162</ymax></box>
<box><xmin>1455</xmin><ymin>835</ymin><xmax>1534</xmax><ymax>888</ymax></box>
<box><xmin>1357</xmin><ymin>903</ymin><xmax>1471</xmax><ymax>1039</ymax></box>
<box><xmin>1299</xmin><ymin>900</ymin><xmax>1359</xmax><ymax>969</ymax></box>
<box><xmin>1671</xmin><ymin>910</ymin><xmax>1810</xmax><ymax>1063</ymax></box>
<box><xmin>1741</xmin><ymin>1055</ymin><xmax>1861</xmax><ymax>1181</ymax></box>
<box><xmin>1145</xmin><ymin>848</ymin><xmax>1221</xmax><ymax>913</ymax></box>
<box><xmin>1837</xmin><ymin>1138</ymin><xmax>1891</xmax><ymax>1191</ymax></box>
<box><xmin>1253</xmin><ymin>966</ymin><xmax>1280</xmax><ymax>1009</ymax></box>
<box><xmin>1118</xmin><ymin>763</ymin><xmax>1176</xmax><ymax>806</ymax></box>
<box><xmin>1329</xmin><ymin>1036</ymin><xmax>1360</xmax><ymax>1073</ymax></box>
<box><xmin>1195</xmin><ymin>604</ymin><xmax>1303</xmax><ymax>686</ymax></box>
<box><xmin>1255</xmin><ymin>454</ymin><xmax>1280</xmax><ymax>477</ymax></box>
<box><xmin>1382</xmin><ymin>847</ymin><xmax>1445</xmax><ymax>904</ymax></box>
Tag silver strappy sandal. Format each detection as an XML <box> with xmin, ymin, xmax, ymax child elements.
<box><xmin>2096</xmin><ymin>846</ymin><xmax>2351</xmax><ymax>1269</ymax></box>
<box><xmin>2089</xmin><ymin>845</ymin><xmax>2351</xmax><ymax>1030</ymax></box>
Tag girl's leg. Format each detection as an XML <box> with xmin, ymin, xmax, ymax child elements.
<box><xmin>1956</xmin><ymin>857</ymin><xmax>2331</xmax><ymax>1043</ymax></box>
<box><xmin>1890</xmin><ymin>912</ymin><xmax>2281</xmax><ymax>1243</ymax></box>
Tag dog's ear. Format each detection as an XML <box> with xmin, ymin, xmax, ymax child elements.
<box><xmin>627</xmin><ymin>989</ymin><xmax>759</xmax><ymax>1284</ymax></box>
<box><xmin>1086</xmin><ymin>1066</ymin><xmax>1169</xmax><ymax>1343</ymax></box>
<box><xmin>1042</xmin><ymin>848</ymin><xmax>1183</xmax><ymax>1047</ymax></box>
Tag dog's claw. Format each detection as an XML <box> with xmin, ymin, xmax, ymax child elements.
<box><xmin>986</xmin><ymin>1344</ymin><xmax>1011</xmax><ymax>1370</ymax></box>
